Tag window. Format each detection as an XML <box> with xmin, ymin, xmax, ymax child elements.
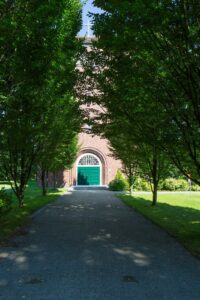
<box><xmin>78</xmin><ymin>154</ymin><xmax>100</xmax><ymax>166</ymax></box>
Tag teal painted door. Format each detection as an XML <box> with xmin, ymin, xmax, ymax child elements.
<box><xmin>78</xmin><ymin>166</ymin><xmax>100</xmax><ymax>186</ymax></box>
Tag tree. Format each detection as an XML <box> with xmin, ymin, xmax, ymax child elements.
<box><xmin>77</xmin><ymin>0</ymin><xmax>200</xmax><ymax>206</ymax></box>
<box><xmin>48</xmin><ymin>136</ymin><xmax>79</xmax><ymax>190</ymax></box>
<box><xmin>0</xmin><ymin>0</ymin><xmax>82</xmax><ymax>207</ymax></box>
<box><xmin>99</xmin><ymin>112</ymin><xmax>170</xmax><ymax>205</ymax></box>
<box><xmin>110</xmin><ymin>137</ymin><xmax>138</xmax><ymax>196</ymax></box>
<box><xmin>79</xmin><ymin>32</ymin><xmax>170</xmax><ymax>205</ymax></box>
<box><xmin>92</xmin><ymin>0</ymin><xmax>200</xmax><ymax>185</ymax></box>
<box><xmin>38</xmin><ymin>103</ymin><xmax>80</xmax><ymax>195</ymax></box>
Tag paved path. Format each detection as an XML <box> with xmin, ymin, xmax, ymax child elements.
<box><xmin>0</xmin><ymin>191</ymin><xmax>200</xmax><ymax>300</ymax></box>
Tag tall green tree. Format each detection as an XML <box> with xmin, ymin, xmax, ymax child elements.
<box><xmin>92</xmin><ymin>0</ymin><xmax>200</xmax><ymax>184</ymax></box>
<box><xmin>79</xmin><ymin>30</ymin><xmax>169</xmax><ymax>204</ymax></box>
<box><xmin>0</xmin><ymin>0</ymin><xmax>82</xmax><ymax>207</ymax></box>
<box><xmin>78</xmin><ymin>0</ymin><xmax>200</xmax><ymax>204</ymax></box>
<box><xmin>109</xmin><ymin>135</ymin><xmax>138</xmax><ymax>196</ymax></box>
<box><xmin>96</xmin><ymin>106</ymin><xmax>170</xmax><ymax>205</ymax></box>
<box><xmin>38</xmin><ymin>98</ymin><xmax>80</xmax><ymax>196</ymax></box>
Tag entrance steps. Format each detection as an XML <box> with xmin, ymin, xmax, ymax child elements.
<box><xmin>69</xmin><ymin>186</ymin><xmax>108</xmax><ymax>191</ymax></box>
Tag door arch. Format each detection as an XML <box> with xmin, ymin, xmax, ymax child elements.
<box><xmin>77</xmin><ymin>153</ymin><xmax>102</xmax><ymax>186</ymax></box>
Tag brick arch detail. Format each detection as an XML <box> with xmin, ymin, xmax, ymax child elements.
<box><xmin>77</xmin><ymin>147</ymin><xmax>108</xmax><ymax>185</ymax></box>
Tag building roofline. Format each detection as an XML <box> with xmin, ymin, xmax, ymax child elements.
<box><xmin>77</xmin><ymin>36</ymin><xmax>98</xmax><ymax>44</ymax></box>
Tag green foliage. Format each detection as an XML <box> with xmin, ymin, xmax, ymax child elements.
<box><xmin>133</xmin><ymin>177</ymin><xmax>191</xmax><ymax>191</ymax></box>
<box><xmin>175</xmin><ymin>179</ymin><xmax>189</xmax><ymax>191</ymax></box>
<box><xmin>0</xmin><ymin>0</ymin><xmax>82</xmax><ymax>206</ymax></box>
<box><xmin>109</xmin><ymin>170</ymin><xmax>129</xmax><ymax>191</ymax></box>
<box><xmin>162</xmin><ymin>178</ymin><xmax>178</xmax><ymax>191</ymax></box>
<box><xmin>80</xmin><ymin>0</ymin><xmax>200</xmax><ymax>198</ymax></box>
<box><xmin>161</xmin><ymin>178</ymin><xmax>189</xmax><ymax>191</ymax></box>
<box><xmin>191</xmin><ymin>184</ymin><xmax>200</xmax><ymax>191</ymax></box>
<box><xmin>0</xmin><ymin>188</ymin><xmax>12</xmax><ymax>216</ymax></box>
<box><xmin>135</xmin><ymin>178</ymin><xmax>151</xmax><ymax>192</ymax></box>
<box><xmin>39</xmin><ymin>134</ymin><xmax>79</xmax><ymax>194</ymax></box>
<box><xmin>132</xmin><ymin>177</ymin><xmax>195</xmax><ymax>191</ymax></box>
<box><xmin>115</xmin><ymin>170</ymin><xmax>125</xmax><ymax>181</ymax></box>
<box><xmin>80</xmin><ymin>0</ymin><xmax>179</xmax><ymax>205</ymax></box>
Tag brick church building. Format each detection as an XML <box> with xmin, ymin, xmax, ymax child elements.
<box><xmin>63</xmin><ymin>128</ymin><xmax>122</xmax><ymax>188</ymax></box>
<box><xmin>63</xmin><ymin>38</ymin><xmax>122</xmax><ymax>188</ymax></box>
<box><xmin>45</xmin><ymin>125</ymin><xmax>122</xmax><ymax>188</ymax></box>
<box><xmin>46</xmin><ymin>36</ymin><xmax>122</xmax><ymax>188</ymax></box>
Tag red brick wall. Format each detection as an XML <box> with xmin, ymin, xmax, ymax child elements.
<box><xmin>63</xmin><ymin>132</ymin><xmax>122</xmax><ymax>187</ymax></box>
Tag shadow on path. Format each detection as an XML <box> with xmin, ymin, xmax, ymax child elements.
<box><xmin>0</xmin><ymin>191</ymin><xmax>200</xmax><ymax>300</ymax></box>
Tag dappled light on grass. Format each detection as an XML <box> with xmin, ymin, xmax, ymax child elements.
<box><xmin>0</xmin><ymin>182</ymin><xmax>12</xmax><ymax>190</ymax></box>
<box><xmin>0</xmin><ymin>181</ymin><xmax>65</xmax><ymax>241</ymax></box>
<box><xmin>121</xmin><ymin>194</ymin><xmax>200</xmax><ymax>257</ymax></box>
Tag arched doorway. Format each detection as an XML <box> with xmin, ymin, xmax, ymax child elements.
<box><xmin>77</xmin><ymin>153</ymin><xmax>102</xmax><ymax>186</ymax></box>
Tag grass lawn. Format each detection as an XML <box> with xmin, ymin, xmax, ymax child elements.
<box><xmin>0</xmin><ymin>180</ymin><xmax>65</xmax><ymax>242</ymax></box>
<box><xmin>120</xmin><ymin>192</ymin><xmax>200</xmax><ymax>258</ymax></box>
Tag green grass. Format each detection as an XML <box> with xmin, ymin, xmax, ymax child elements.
<box><xmin>120</xmin><ymin>193</ymin><xmax>200</xmax><ymax>258</ymax></box>
<box><xmin>0</xmin><ymin>180</ymin><xmax>65</xmax><ymax>241</ymax></box>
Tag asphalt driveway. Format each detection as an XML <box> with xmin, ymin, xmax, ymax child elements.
<box><xmin>0</xmin><ymin>191</ymin><xmax>200</xmax><ymax>300</ymax></box>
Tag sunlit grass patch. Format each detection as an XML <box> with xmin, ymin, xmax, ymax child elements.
<box><xmin>120</xmin><ymin>193</ymin><xmax>200</xmax><ymax>258</ymax></box>
<box><xmin>0</xmin><ymin>181</ymin><xmax>12</xmax><ymax>190</ymax></box>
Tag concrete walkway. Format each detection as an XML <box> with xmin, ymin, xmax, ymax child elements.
<box><xmin>0</xmin><ymin>191</ymin><xmax>200</xmax><ymax>300</ymax></box>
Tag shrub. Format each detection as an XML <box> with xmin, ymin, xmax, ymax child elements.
<box><xmin>162</xmin><ymin>178</ymin><xmax>177</xmax><ymax>191</ymax></box>
<box><xmin>133</xmin><ymin>178</ymin><xmax>151</xmax><ymax>191</ymax></box>
<box><xmin>0</xmin><ymin>188</ymin><xmax>12</xmax><ymax>216</ymax></box>
<box><xmin>191</xmin><ymin>184</ymin><xmax>200</xmax><ymax>191</ymax></box>
<box><xmin>158</xmin><ymin>180</ymin><xmax>165</xmax><ymax>190</ymax></box>
<box><xmin>162</xmin><ymin>178</ymin><xmax>189</xmax><ymax>191</ymax></box>
<box><xmin>109</xmin><ymin>170</ymin><xmax>129</xmax><ymax>191</ymax></box>
<box><xmin>175</xmin><ymin>179</ymin><xmax>189</xmax><ymax>191</ymax></box>
<box><xmin>138</xmin><ymin>179</ymin><xmax>151</xmax><ymax>191</ymax></box>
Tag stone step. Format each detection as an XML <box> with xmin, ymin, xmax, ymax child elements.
<box><xmin>69</xmin><ymin>186</ymin><xmax>109</xmax><ymax>191</ymax></box>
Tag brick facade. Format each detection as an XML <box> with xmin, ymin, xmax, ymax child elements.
<box><xmin>63</xmin><ymin>131</ymin><xmax>122</xmax><ymax>187</ymax></box>
<box><xmin>43</xmin><ymin>38</ymin><xmax>122</xmax><ymax>188</ymax></box>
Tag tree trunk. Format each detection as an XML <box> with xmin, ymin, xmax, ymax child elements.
<box><xmin>53</xmin><ymin>171</ymin><xmax>56</xmax><ymax>189</ymax></box>
<box><xmin>152</xmin><ymin>183</ymin><xmax>158</xmax><ymax>206</ymax></box>
<box><xmin>130</xmin><ymin>184</ymin><xmax>133</xmax><ymax>196</ymax></box>
<box><xmin>152</xmin><ymin>156</ymin><xmax>158</xmax><ymax>206</ymax></box>
<box><xmin>128</xmin><ymin>167</ymin><xmax>134</xmax><ymax>196</ymax></box>
<box><xmin>10</xmin><ymin>179</ymin><xmax>25</xmax><ymax>208</ymax></box>
<box><xmin>18</xmin><ymin>192</ymin><xmax>25</xmax><ymax>208</ymax></box>
<box><xmin>46</xmin><ymin>171</ymin><xmax>49</xmax><ymax>189</ymax></box>
<box><xmin>16</xmin><ymin>185</ymin><xmax>25</xmax><ymax>208</ymax></box>
<box><xmin>41</xmin><ymin>169</ymin><xmax>47</xmax><ymax>196</ymax></box>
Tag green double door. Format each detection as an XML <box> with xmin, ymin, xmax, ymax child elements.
<box><xmin>77</xmin><ymin>166</ymin><xmax>100</xmax><ymax>186</ymax></box>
